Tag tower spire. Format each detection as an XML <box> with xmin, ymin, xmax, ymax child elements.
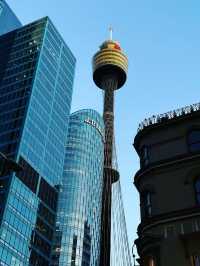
<box><xmin>109</xmin><ymin>26</ymin><xmax>113</xmax><ymax>40</ymax></box>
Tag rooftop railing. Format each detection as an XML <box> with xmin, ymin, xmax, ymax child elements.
<box><xmin>137</xmin><ymin>102</ymin><xmax>200</xmax><ymax>132</ymax></box>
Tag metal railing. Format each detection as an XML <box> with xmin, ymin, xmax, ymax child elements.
<box><xmin>137</xmin><ymin>102</ymin><xmax>200</xmax><ymax>133</ymax></box>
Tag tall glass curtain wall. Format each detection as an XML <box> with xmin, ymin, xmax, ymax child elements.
<box><xmin>111</xmin><ymin>181</ymin><xmax>133</xmax><ymax>266</ymax></box>
<box><xmin>52</xmin><ymin>110</ymin><xmax>104</xmax><ymax>266</ymax></box>
<box><xmin>0</xmin><ymin>0</ymin><xmax>21</xmax><ymax>35</ymax></box>
<box><xmin>19</xmin><ymin>17</ymin><xmax>75</xmax><ymax>186</ymax></box>
<box><xmin>0</xmin><ymin>17</ymin><xmax>75</xmax><ymax>266</ymax></box>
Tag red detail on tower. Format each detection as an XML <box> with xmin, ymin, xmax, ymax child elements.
<box><xmin>114</xmin><ymin>43</ymin><xmax>121</xmax><ymax>50</ymax></box>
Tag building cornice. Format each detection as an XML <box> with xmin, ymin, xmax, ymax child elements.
<box><xmin>134</xmin><ymin>105</ymin><xmax>200</xmax><ymax>152</ymax></box>
<box><xmin>138</xmin><ymin>205</ymin><xmax>200</xmax><ymax>235</ymax></box>
<box><xmin>134</xmin><ymin>152</ymin><xmax>200</xmax><ymax>189</ymax></box>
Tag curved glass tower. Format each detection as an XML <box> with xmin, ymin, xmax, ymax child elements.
<box><xmin>52</xmin><ymin>109</ymin><xmax>104</xmax><ymax>266</ymax></box>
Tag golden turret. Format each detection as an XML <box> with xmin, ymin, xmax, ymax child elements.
<box><xmin>92</xmin><ymin>39</ymin><xmax>128</xmax><ymax>90</ymax></box>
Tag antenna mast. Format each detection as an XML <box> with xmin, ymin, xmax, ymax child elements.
<box><xmin>109</xmin><ymin>26</ymin><xmax>113</xmax><ymax>40</ymax></box>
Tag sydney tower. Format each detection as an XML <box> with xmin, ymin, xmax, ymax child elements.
<box><xmin>92</xmin><ymin>32</ymin><xmax>128</xmax><ymax>265</ymax></box>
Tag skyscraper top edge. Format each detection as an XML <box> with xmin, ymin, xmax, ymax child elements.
<box><xmin>1</xmin><ymin>0</ymin><xmax>22</xmax><ymax>26</ymax></box>
<box><xmin>70</xmin><ymin>109</ymin><xmax>105</xmax><ymax>139</ymax></box>
<box><xmin>45</xmin><ymin>16</ymin><xmax>76</xmax><ymax>62</ymax></box>
<box><xmin>0</xmin><ymin>14</ymin><xmax>76</xmax><ymax>62</ymax></box>
<box><xmin>0</xmin><ymin>16</ymin><xmax>48</xmax><ymax>39</ymax></box>
<box><xmin>71</xmin><ymin>108</ymin><xmax>103</xmax><ymax>117</ymax></box>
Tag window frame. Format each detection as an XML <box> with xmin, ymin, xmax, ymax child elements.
<box><xmin>187</xmin><ymin>129</ymin><xmax>200</xmax><ymax>153</ymax></box>
<box><xmin>140</xmin><ymin>145</ymin><xmax>150</xmax><ymax>168</ymax></box>
<box><xmin>141</xmin><ymin>191</ymin><xmax>152</xmax><ymax>218</ymax></box>
<box><xmin>194</xmin><ymin>177</ymin><xmax>200</xmax><ymax>206</ymax></box>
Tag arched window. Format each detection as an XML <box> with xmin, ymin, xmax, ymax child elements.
<box><xmin>191</xmin><ymin>255</ymin><xmax>200</xmax><ymax>266</ymax></box>
<box><xmin>188</xmin><ymin>130</ymin><xmax>200</xmax><ymax>152</ymax></box>
<box><xmin>195</xmin><ymin>178</ymin><xmax>200</xmax><ymax>205</ymax></box>
<box><xmin>148</xmin><ymin>257</ymin><xmax>156</xmax><ymax>266</ymax></box>
<box><xmin>140</xmin><ymin>145</ymin><xmax>149</xmax><ymax>167</ymax></box>
<box><xmin>145</xmin><ymin>192</ymin><xmax>152</xmax><ymax>217</ymax></box>
<box><xmin>141</xmin><ymin>191</ymin><xmax>152</xmax><ymax>218</ymax></box>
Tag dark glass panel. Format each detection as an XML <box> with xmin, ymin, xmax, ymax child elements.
<box><xmin>37</xmin><ymin>203</ymin><xmax>56</xmax><ymax>227</ymax></box>
<box><xmin>16</xmin><ymin>157</ymin><xmax>39</xmax><ymax>193</ymax></box>
<box><xmin>0</xmin><ymin>177</ymin><xmax>9</xmax><ymax>191</ymax></box>
<box><xmin>35</xmin><ymin>217</ymin><xmax>53</xmax><ymax>242</ymax></box>
<box><xmin>71</xmin><ymin>235</ymin><xmax>77</xmax><ymax>266</ymax></box>
<box><xmin>0</xmin><ymin>182</ymin><xmax>9</xmax><ymax>222</ymax></box>
<box><xmin>38</xmin><ymin>178</ymin><xmax>58</xmax><ymax>211</ymax></box>
<box><xmin>81</xmin><ymin>222</ymin><xmax>91</xmax><ymax>266</ymax></box>
<box><xmin>29</xmin><ymin>250</ymin><xmax>49</xmax><ymax>266</ymax></box>
<box><xmin>30</xmin><ymin>231</ymin><xmax>51</xmax><ymax>257</ymax></box>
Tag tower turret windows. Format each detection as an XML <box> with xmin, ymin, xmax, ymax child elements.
<box><xmin>188</xmin><ymin>130</ymin><xmax>200</xmax><ymax>152</ymax></box>
<box><xmin>145</xmin><ymin>192</ymin><xmax>152</xmax><ymax>217</ymax></box>
<box><xmin>194</xmin><ymin>178</ymin><xmax>200</xmax><ymax>205</ymax></box>
<box><xmin>141</xmin><ymin>191</ymin><xmax>152</xmax><ymax>218</ymax></box>
<box><xmin>140</xmin><ymin>146</ymin><xmax>150</xmax><ymax>167</ymax></box>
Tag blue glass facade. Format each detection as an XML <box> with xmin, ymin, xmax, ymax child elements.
<box><xmin>111</xmin><ymin>181</ymin><xmax>133</xmax><ymax>266</ymax></box>
<box><xmin>52</xmin><ymin>109</ymin><xmax>104</xmax><ymax>266</ymax></box>
<box><xmin>0</xmin><ymin>0</ymin><xmax>21</xmax><ymax>35</ymax></box>
<box><xmin>0</xmin><ymin>17</ymin><xmax>75</xmax><ymax>265</ymax></box>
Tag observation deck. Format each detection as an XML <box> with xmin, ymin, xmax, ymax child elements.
<box><xmin>92</xmin><ymin>40</ymin><xmax>128</xmax><ymax>89</ymax></box>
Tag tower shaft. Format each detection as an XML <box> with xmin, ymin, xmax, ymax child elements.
<box><xmin>100</xmin><ymin>75</ymin><xmax>118</xmax><ymax>266</ymax></box>
<box><xmin>92</xmin><ymin>38</ymin><xmax>128</xmax><ymax>266</ymax></box>
<box><xmin>103</xmin><ymin>75</ymin><xmax>117</xmax><ymax>167</ymax></box>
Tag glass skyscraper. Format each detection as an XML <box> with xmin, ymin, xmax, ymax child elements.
<box><xmin>0</xmin><ymin>17</ymin><xmax>75</xmax><ymax>265</ymax></box>
<box><xmin>0</xmin><ymin>0</ymin><xmax>21</xmax><ymax>35</ymax></box>
<box><xmin>52</xmin><ymin>109</ymin><xmax>104</xmax><ymax>266</ymax></box>
<box><xmin>111</xmin><ymin>181</ymin><xmax>133</xmax><ymax>266</ymax></box>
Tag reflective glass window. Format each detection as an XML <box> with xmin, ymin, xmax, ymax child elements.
<box><xmin>52</xmin><ymin>110</ymin><xmax>104</xmax><ymax>266</ymax></box>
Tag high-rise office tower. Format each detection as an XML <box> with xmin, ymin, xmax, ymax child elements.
<box><xmin>52</xmin><ymin>109</ymin><xmax>104</xmax><ymax>266</ymax></box>
<box><xmin>134</xmin><ymin>103</ymin><xmax>200</xmax><ymax>266</ymax></box>
<box><xmin>0</xmin><ymin>17</ymin><xmax>75</xmax><ymax>265</ymax></box>
<box><xmin>111</xmin><ymin>181</ymin><xmax>133</xmax><ymax>266</ymax></box>
<box><xmin>0</xmin><ymin>0</ymin><xmax>21</xmax><ymax>35</ymax></box>
<box><xmin>92</xmin><ymin>36</ymin><xmax>129</xmax><ymax>264</ymax></box>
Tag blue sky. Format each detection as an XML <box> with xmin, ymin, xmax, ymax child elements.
<box><xmin>7</xmin><ymin>0</ymin><xmax>200</xmax><ymax>253</ymax></box>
